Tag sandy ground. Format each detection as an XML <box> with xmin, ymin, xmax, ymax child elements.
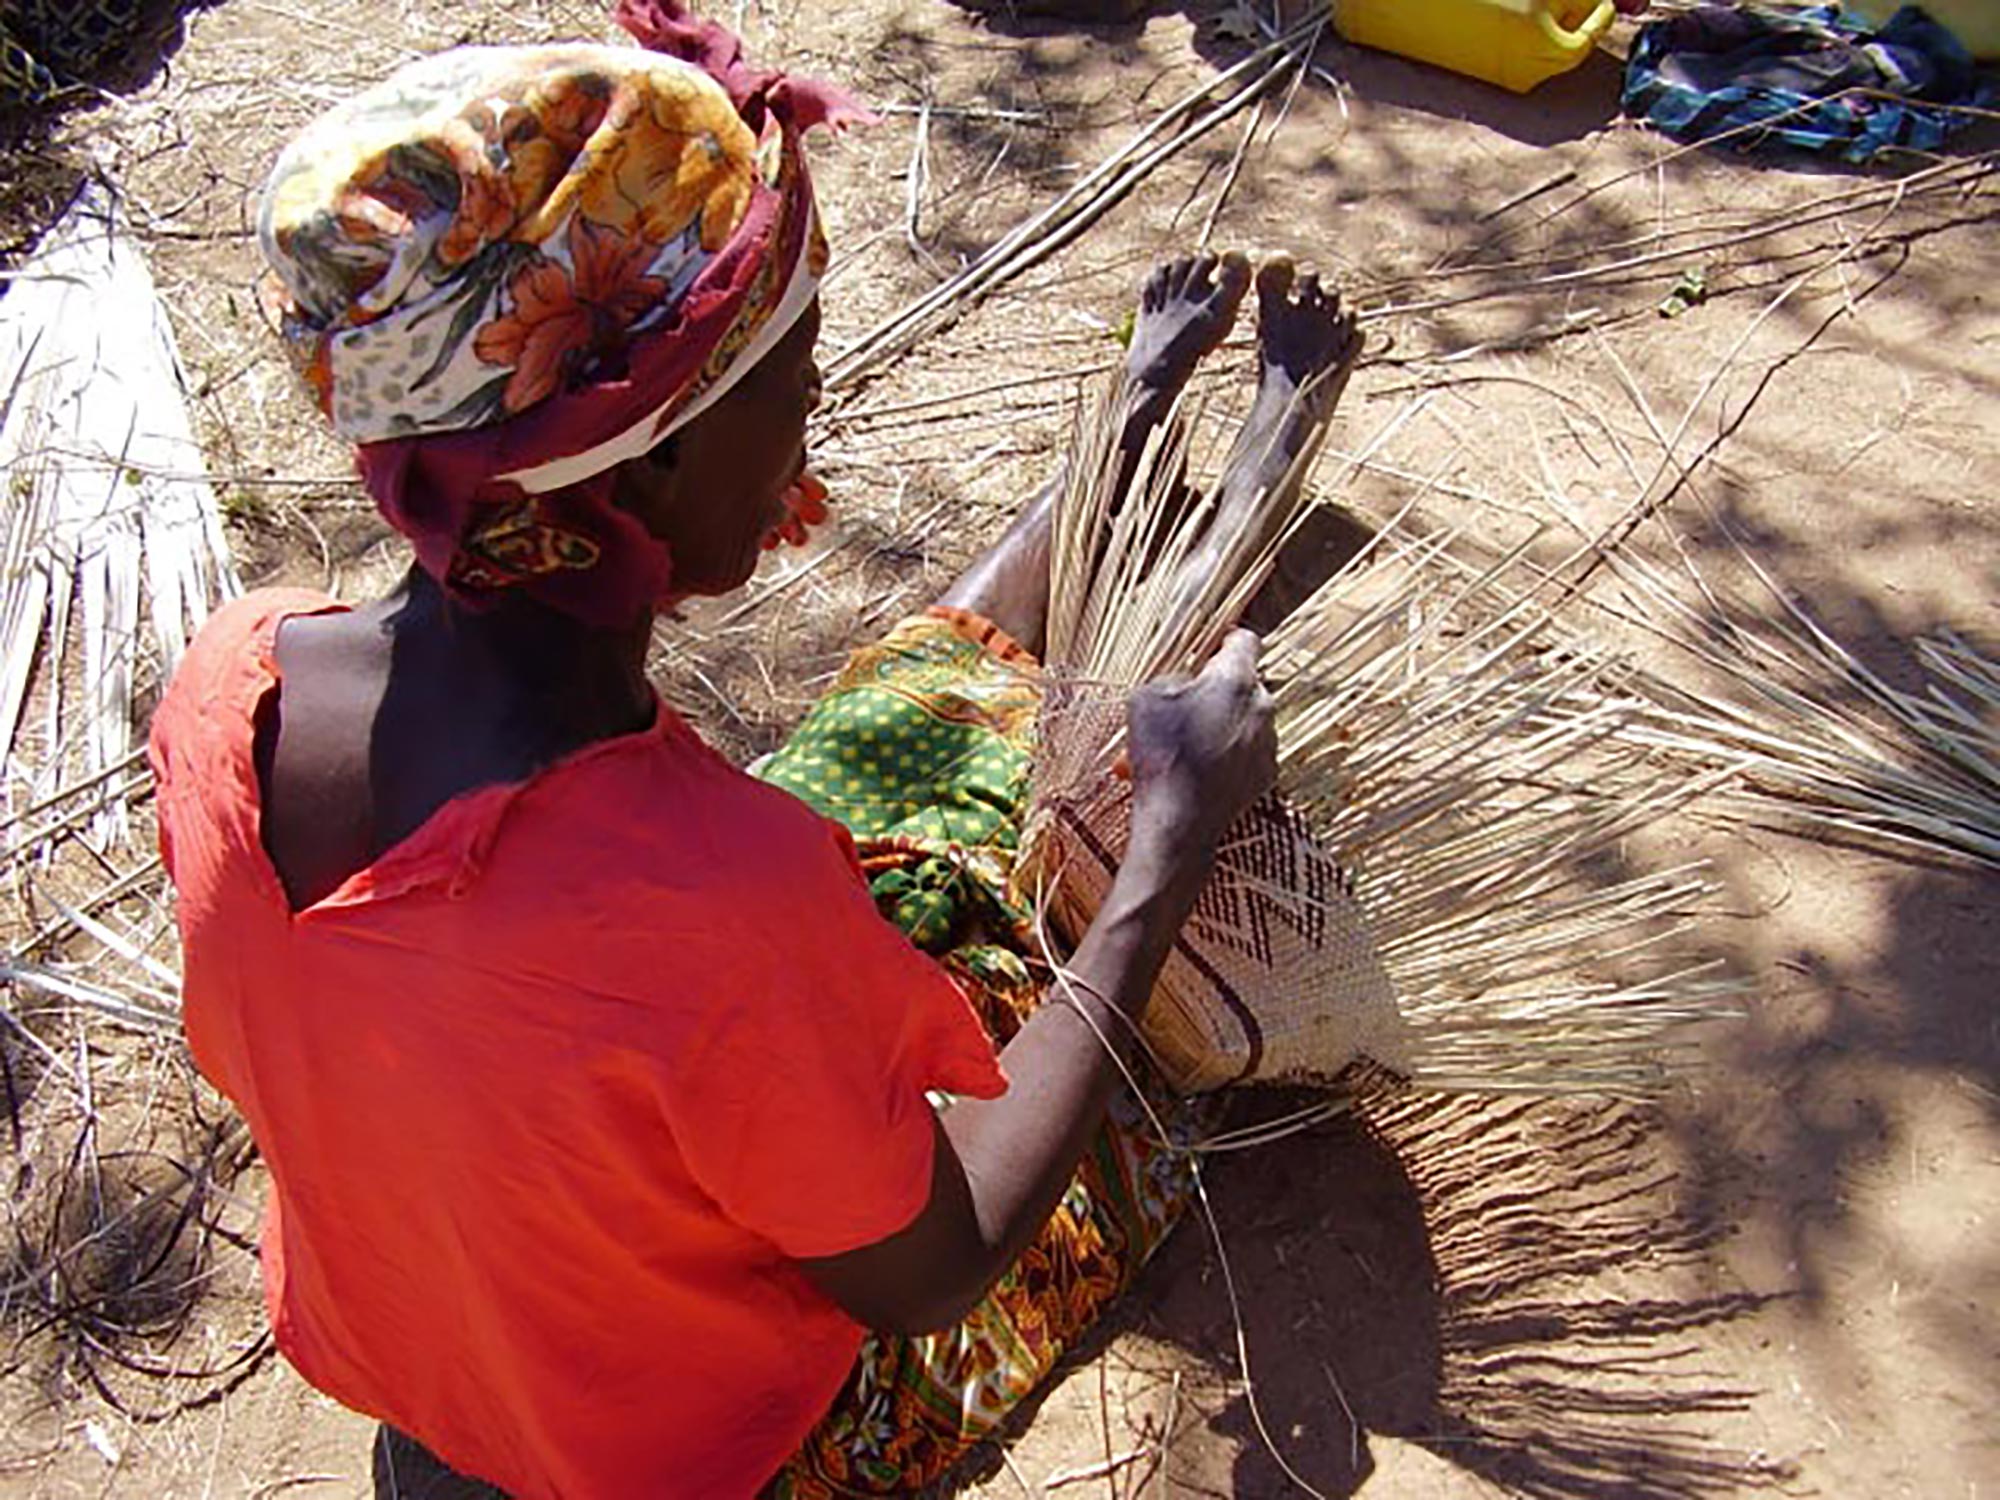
<box><xmin>4</xmin><ymin>0</ymin><xmax>1997</xmax><ymax>1496</ymax></box>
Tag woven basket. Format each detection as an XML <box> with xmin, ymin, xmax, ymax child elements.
<box><xmin>1026</xmin><ymin>370</ymin><xmax>1732</xmax><ymax>1100</ymax></box>
<box><xmin>1020</xmin><ymin>691</ymin><xmax>1410</xmax><ymax>1093</ymax></box>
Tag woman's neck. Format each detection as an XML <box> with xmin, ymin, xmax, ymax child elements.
<box><xmin>257</xmin><ymin>567</ymin><xmax>659</xmax><ymax>910</ymax></box>
<box><xmin>375</xmin><ymin>566</ymin><xmax>657</xmax><ymax>748</ymax></box>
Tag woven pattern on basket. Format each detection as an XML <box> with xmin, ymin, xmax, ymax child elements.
<box><xmin>1020</xmin><ymin>689</ymin><xmax>1409</xmax><ymax>1093</ymax></box>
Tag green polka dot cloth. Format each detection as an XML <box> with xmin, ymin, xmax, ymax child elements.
<box><xmin>756</xmin><ymin>609</ymin><xmax>1042</xmax><ymax>952</ymax></box>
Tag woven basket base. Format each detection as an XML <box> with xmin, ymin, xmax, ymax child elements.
<box><xmin>1030</xmin><ymin>781</ymin><xmax>1409</xmax><ymax>1093</ymax></box>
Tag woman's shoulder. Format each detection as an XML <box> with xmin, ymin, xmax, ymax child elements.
<box><xmin>152</xmin><ymin>589</ymin><xmax>344</xmax><ymax>758</ymax></box>
<box><xmin>465</xmin><ymin>728</ymin><xmax>878</xmax><ymax>996</ymax></box>
<box><xmin>199</xmin><ymin>586</ymin><xmax>347</xmax><ymax>646</ymax></box>
<box><xmin>166</xmin><ymin>589</ymin><xmax>344</xmax><ymax>699</ymax></box>
<box><xmin>552</xmin><ymin>719</ymin><xmax>861</xmax><ymax>887</ymax></box>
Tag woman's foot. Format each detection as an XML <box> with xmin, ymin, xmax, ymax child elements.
<box><xmin>1231</xmin><ymin>258</ymin><xmax>1362</xmax><ymax>488</ymax></box>
<box><xmin>1103</xmin><ymin>253</ymin><xmax>1255</xmax><ymax>566</ymax></box>
<box><xmin>1231</xmin><ymin>261</ymin><xmax>1371</xmax><ymax>628</ymax></box>
<box><xmin>1123</xmin><ymin>252</ymin><xmax>1253</xmax><ymax>427</ymax></box>
<box><xmin>939</xmin><ymin>255</ymin><xmax>1253</xmax><ymax>655</ymax></box>
<box><xmin>1177</xmin><ymin>260</ymin><xmax>1362</xmax><ymax>603</ymax></box>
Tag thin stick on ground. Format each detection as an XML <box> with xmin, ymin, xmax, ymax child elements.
<box><xmin>825</xmin><ymin>17</ymin><xmax>1326</xmax><ymax>393</ymax></box>
<box><xmin>1357</xmin><ymin>150</ymin><xmax>1997</xmax><ymax>327</ymax></box>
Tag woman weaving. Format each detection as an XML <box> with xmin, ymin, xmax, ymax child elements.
<box><xmin>150</xmin><ymin>4</ymin><xmax>1358</xmax><ymax>1495</ymax></box>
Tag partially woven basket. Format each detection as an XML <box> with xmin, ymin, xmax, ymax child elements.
<box><xmin>1021</xmin><ymin>684</ymin><xmax>1409</xmax><ymax>1092</ymax></box>
<box><xmin>1034</xmin><ymin>783</ymin><xmax>1410</xmax><ymax>1091</ymax></box>
<box><xmin>1018</xmin><ymin>371</ymin><xmax>1734</xmax><ymax>1099</ymax></box>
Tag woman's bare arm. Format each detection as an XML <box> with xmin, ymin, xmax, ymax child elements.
<box><xmin>799</xmin><ymin>630</ymin><xmax>1275</xmax><ymax>1333</ymax></box>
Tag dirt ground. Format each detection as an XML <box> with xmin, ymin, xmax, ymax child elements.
<box><xmin>4</xmin><ymin>0</ymin><xmax>1997</xmax><ymax>1496</ymax></box>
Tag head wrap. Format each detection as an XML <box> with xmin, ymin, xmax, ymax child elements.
<box><xmin>259</xmin><ymin>0</ymin><xmax>864</xmax><ymax>626</ymax></box>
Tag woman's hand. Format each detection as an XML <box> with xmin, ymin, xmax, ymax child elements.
<box><xmin>1125</xmin><ymin>628</ymin><xmax>1278</xmax><ymax>899</ymax></box>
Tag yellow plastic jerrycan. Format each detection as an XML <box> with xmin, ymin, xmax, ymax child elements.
<box><xmin>1332</xmin><ymin>0</ymin><xmax>1618</xmax><ymax>94</ymax></box>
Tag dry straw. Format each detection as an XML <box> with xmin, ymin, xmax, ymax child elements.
<box><xmin>1019</xmin><ymin>368</ymin><xmax>1738</xmax><ymax>1098</ymax></box>
<box><xmin>823</xmin><ymin>14</ymin><xmax>1327</xmax><ymax>394</ymax></box>
<box><xmin>0</xmin><ymin>185</ymin><xmax>238</xmax><ymax>844</ymax></box>
<box><xmin>1604</xmin><ymin>543</ymin><xmax>1999</xmax><ymax>871</ymax></box>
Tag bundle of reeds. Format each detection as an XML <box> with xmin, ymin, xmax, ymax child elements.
<box><xmin>0</xmin><ymin>185</ymin><xmax>237</xmax><ymax>842</ymax></box>
<box><xmin>1017</xmin><ymin>374</ymin><xmax>1737</xmax><ymax>1097</ymax></box>
<box><xmin>1610</xmin><ymin>547</ymin><xmax>1999</xmax><ymax>870</ymax></box>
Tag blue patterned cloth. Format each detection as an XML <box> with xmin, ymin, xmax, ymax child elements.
<box><xmin>1623</xmin><ymin>4</ymin><xmax>1993</xmax><ymax>163</ymax></box>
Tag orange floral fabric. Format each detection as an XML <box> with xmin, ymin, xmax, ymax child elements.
<box><xmin>262</xmin><ymin>45</ymin><xmax>765</xmax><ymax>443</ymax></box>
<box><xmin>470</xmin><ymin>219</ymin><xmax>670</xmax><ymax>415</ymax></box>
<box><xmin>257</xmin><ymin>20</ymin><xmax>859</xmax><ymax>628</ymax></box>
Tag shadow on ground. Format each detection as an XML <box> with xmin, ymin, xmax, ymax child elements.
<box><xmin>1117</xmin><ymin>1092</ymin><xmax>1789</xmax><ymax>1499</ymax></box>
<box><xmin>1647</xmin><ymin>505</ymin><xmax>2000</xmax><ymax>1431</ymax></box>
<box><xmin>0</xmin><ymin>0</ymin><xmax>215</xmax><ymax>136</ymax></box>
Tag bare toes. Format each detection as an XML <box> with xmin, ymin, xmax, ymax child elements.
<box><xmin>1256</xmin><ymin>257</ymin><xmax>1296</xmax><ymax>310</ymax></box>
<box><xmin>1216</xmin><ymin>250</ymin><xmax>1252</xmax><ymax>303</ymax></box>
<box><xmin>1125</xmin><ymin>251</ymin><xmax>1253</xmax><ymax>397</ymax></box>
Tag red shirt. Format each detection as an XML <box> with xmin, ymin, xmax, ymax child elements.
<box><xmin>151</xmin><ymin>591</ymin><xmax>1007</xmax><ymax>1498</ymax></box>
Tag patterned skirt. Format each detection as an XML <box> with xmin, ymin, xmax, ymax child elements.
<box><xmin>755</xmin><ymin>609</ymin><xmax>1200</xmax><ymax>1498</ymax></box>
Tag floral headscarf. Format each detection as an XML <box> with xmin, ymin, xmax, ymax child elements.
<box><xmin>260</xmin><ymin>0</ymin><xmax>861</xmax><ymax>626</ymax></box>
